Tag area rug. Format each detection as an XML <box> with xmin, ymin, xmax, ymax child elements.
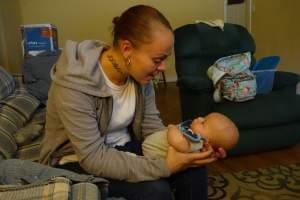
<box><xmin>208</xmin><ymin>163</ymin><xmax>300</xmax><ymax>200</ymax></box>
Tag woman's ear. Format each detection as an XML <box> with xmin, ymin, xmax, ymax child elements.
<box><xmin>118</xmin><ymin>39</ymin><xmax>134</xmax><ymax>58</ymax></box>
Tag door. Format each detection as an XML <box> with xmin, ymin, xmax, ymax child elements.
<box><xmin>224</xmin><ymin>0</ymin><xmax>252</xmax><ymax>32</ymax></box>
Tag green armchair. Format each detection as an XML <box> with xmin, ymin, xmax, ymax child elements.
<box><xmin>174</xmin><ymin>22</ymin><xmax>300</xmax><ymax>156</ymax></box>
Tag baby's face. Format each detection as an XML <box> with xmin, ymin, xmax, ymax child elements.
<box><xmin>190</xmin><ymin>117</ymin><xmax>206</xmax><ymax>134</ymax></box>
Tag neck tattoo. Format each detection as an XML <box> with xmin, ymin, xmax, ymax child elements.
<box><xmin>107</xmin><ymin>54</ymin><xmax>126</xmax><ymax>77</ymax></box>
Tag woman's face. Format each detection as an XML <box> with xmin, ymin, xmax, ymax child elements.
<box><xmin>128</xmin><ymin>25</ymin><xmax>174</xmax><ymax>85</ymax></box>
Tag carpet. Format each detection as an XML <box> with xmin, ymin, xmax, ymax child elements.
<box><xmin>208</xmin><ymin>163</ymin><xmax>300</xmax><ymax>200</ymax></box>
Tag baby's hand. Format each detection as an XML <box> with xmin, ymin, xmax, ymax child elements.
<box><xmin>201</xmin><ymin>142</ymin><xmax>213</xmax><ymax>152</ymax></box>
<box><xmin>213</xmin><ymin>147</ymin><xmax>227</xmax><ymax>159</ymax></box>
<box><xmin>202</xmin><ymin>142</ymin><xmax>226</xmax><ymax>159</ymax></box>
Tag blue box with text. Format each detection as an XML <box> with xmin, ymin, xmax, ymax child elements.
<box><xmin>21</xmin><ymin>24</ymin><xmax>58</xmax><ymax>56</ymax></box>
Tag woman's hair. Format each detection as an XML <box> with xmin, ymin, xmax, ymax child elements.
<box><xmin>112</xmin><ymin>5</ymin><xmax>172</xmax><ymax>48</ymax></box>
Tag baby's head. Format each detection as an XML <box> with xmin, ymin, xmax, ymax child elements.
<box><xmin>191</xmin><ymin>112</ymin><xmax>239</xmax><ymax>151</ymax></box>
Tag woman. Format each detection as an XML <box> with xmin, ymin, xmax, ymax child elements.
<box><xmin>40</xmin><ymin>4</ymin><xmax>226</xmax><ymax>200</ymax></box>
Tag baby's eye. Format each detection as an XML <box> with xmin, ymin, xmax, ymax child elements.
<box><xmin>153</xmin><ymin>59</ymin><xmax>162</xmax><ymax>65</ymax></box>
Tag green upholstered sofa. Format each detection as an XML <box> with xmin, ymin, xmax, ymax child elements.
<box><xmin>174</xmin><ymin>22</ymin><xmax>300</xmax><ymax>156</ymax></box>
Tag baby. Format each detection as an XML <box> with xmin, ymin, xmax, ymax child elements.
<box><xmin>142</xmin><ymin>112</ymin><xmax>239</xmax><ymax>158</ymax></box>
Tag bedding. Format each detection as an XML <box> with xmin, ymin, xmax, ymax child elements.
<box><xmin>0</xmin><ymin>66</ymin><xmax>41</xmax><ymax>159</ymax></box>
<box><xmin>0</xmin><ymin>159</ymin><xmax>108</xmax><ymax>200</ymax></box>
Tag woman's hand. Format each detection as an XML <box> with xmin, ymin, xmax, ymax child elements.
<box><xmin>165</xmin><ymin>125</ymin><xmax>227</xmax><ymax>174</ymax></box>
<box><xmin>166</xmin><ymin>144</ymin><xmax>217</xmax><ymax>174</ymax></box>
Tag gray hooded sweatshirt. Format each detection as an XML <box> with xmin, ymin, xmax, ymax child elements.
<box><xmin>39</xmin><ymin>40</ymin><xmax>170</xmax><ymax>182</ymax></box>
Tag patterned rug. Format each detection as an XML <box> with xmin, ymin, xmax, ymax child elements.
<box><xmin>208</xmin><ymin>163</ymin><xmax>300</xmax><ymax>200</ymax></box>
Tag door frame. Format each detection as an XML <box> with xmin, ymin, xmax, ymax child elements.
<box><xmin>224</xmin><ymin>0</ymin><xmax>253</xmax><ymax>32</ymax></box>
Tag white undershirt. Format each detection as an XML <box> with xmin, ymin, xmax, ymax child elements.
<box><xmin>101</xmin><ymin>65</ymin><xmax>136</xmax><ymax>147</ymax></box>
<box><xmin>58</xmin><ymin>65</ymin><xmax>136</xmax><ymax>165</ymax></box>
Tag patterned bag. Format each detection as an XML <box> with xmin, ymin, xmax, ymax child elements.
<box><xmin>208</xmin><ymin>52</ymin><xmax>257</xmax><ymax>102</ymax></box>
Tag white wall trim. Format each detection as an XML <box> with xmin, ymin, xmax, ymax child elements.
<box><xmin>248</xmin><ymin>0</ymin><xmax>253</xmax><ymax>33</ymax></box>
<box><xmin>224</xmin><ymin>0</ymin><xmax>228</xmax><ymax>22</ymax></box>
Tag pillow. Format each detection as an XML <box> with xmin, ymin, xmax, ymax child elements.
<box><xmin>1</xmin><ymin>82</ymin><xmax>40</xmax><ymax>122</ymax></box>
<box><xmin>0</xmin><ymin>65</ymin><xmax>15</xmax><ymax>101</ymax></box>
<box><xmin>23</xmin><ymin>50</ymin><xmax>61</xmax><ymax>104</ymax></box>
<box><xmin>14</xmin><ymin>123</ymin><xmax>43</xmax><ymax>146</ymax></box>
<box><xmin>0</xmin><ymin>83</ymin><xmax>40</xmax><ymax>158</ymax></box>
<box><xmin>0</xmin><ymin>106</ymin><xmax>21</xmax><ymax>158</ymax></box>
<box><xmin>251</xmin><ymin>56</ymin><xmax>280</xmax><ymax>94</ymax></box>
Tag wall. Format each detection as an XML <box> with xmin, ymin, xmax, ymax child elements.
<box><xmin>19</xmin><ymin>0</ymin><xmax>224</xmax><ymax>81</ymax></box>
<box><xmin>0</xmin><ymin>5</ymin><xmax>7</xmax><ymax>68</ymax></box>
<box><xmin>1</xmin><ymin>0</ymin><xmax>299</xmax><ymax>77</ymax></box>
<box><xmin>252</xmin><ymin>0</ymin><xmax>300</xmax><ymax>74</ymax></box>
<box><xmin>0</xmin><ymin>0</ymin><xmax>23</xmax><ymax>73</ymax></box>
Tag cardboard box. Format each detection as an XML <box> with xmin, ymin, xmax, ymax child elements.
<box><xmin>21</xmin><ymin>24</ymin><xmax>58</xmax><ymax>56</ymax></box>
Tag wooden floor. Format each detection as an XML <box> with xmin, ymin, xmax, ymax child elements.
<box><xmin>155</xmin><ymin>82</ymin><xmax>300</xmax><ymax>175</ymax></box>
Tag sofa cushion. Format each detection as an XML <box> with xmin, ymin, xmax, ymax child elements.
<box><xmin>0</xmin><ymin>66</ymin><xmax>15</xmax><ymax>101</ymax></box>
<box><xmin>273</xmin><ymin>71</ymin><xmax>300</xmax><ymax>90</ymax></box>
<box><xmin>213</xmin><ymin>87</ymin><xmax>300</xmax><ymax>129</ymax></box>
<box><xmin>229</xmin><ymin>122</ymin><xmax>300</xmax><ymax>156</ymax></box>
<box><xmin>16</xmin><ymin>135</ymin><xmax>42</xmax><ymax>161</ymax></box>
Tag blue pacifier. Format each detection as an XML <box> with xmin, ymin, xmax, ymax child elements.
<box><xmin>177</xmin><ymin>120</ymin><xmax>201</xmax><ymax>142</ymax></box>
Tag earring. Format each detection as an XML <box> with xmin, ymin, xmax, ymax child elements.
<box><xmin>126</xmin><ymin>57</ymin><xmax>131</xmax><ymax>66</ymax></box>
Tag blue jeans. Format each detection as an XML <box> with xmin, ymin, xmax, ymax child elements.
<box><xmin>58</xmin><ymin>140</ymin><xmax>208</xmax><ymax>200</ymax></box>
<box><xmin>60</xmin><ymin>162</ymin><xmax>208</xmax><ymax>200</ymax></box>
<box><xmin>109</xmin><ymin>167</ymin><xmax>208</xmax><ymax>200</ymax></box>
